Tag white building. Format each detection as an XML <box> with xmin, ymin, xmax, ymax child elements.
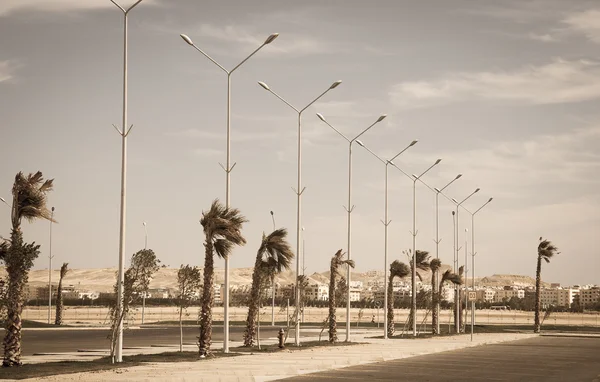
<box><xmin>493</xmin><ymin>289</ymin><xmax>525</xmax><ymax>303</ymax></box>
<box><xmin>540</xmin><ymin>288</ymin><xmax>578</xmax><ymax>308</ymax></box>
<box><xmin>305</xmin><ymin>284</ymin><xmax>329</xmax><ymax>301</ymax></box>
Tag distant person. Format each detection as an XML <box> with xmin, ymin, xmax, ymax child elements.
<box><xmin>371</xmin><ymin>315</ymin><xmax>375</xmax><ymax>323</ymax></box>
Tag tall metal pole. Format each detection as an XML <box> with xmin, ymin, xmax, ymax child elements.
<box><xmin>110</xmin><ymin>0</ymin><xmax>142</xmax><ymax>363</ymax></box>
<box><xmin>315</xmin><ymin>114</ymin><xmax>385</xmax><ymax>342</ymax></box>
<box><xmin>471</xmin><ymin>216</ymin><xmax>475</xmax><ymax>341</ymax></box>
<box><xmin>452</xmin><ymin>211</ymin><xmax>458</xmax><ymax>333</ymax></box>
<box><xmin>295</xmin><ymin>112</ymin><xmax>302</xmax><ymax>345</ymax></box>
<box><xmin>48</xmin><ymin>207</ymin><xmax>54</xmax><ymax>325</ymax></box>
<box><xmin>142</xmin><ymin>222</ymin><xmax>147</xmax><ymax>324</ymax></box>
<box><xmin>383</xmin><ymin>164</ymin><xmax>389</xmax><ymax>339</ymax></box>
<box><xmin>353</xmin><ymin>140</ymin><xmax>418</xmax><ymax>340</ymax></box>
<box><xmin>271</xmin><ymin>211</ymin><xmax>276</xmax><ymax>326</ymax></box>
<box><xmin>181</xmin><ymin>32</ymin><xmax>278</xmax><ymax>353</ymax></box>
<box><xmin>464</xmin><ymin>228</ymin><xmax>468</xmax><ymax>334</ymax></box>
<box><xmin>345</xmin><ymin>141</ymin><xmax>353</xmax><ymax>341</ymax></box>
<box><xmin>258</xmin><ymin>80</ymin><xmax>342</xmax><ymax>345</ymax></box>
<box><xmin>411</xmin><ymin>179</ymin><xmax>417</xmax><ymax>336</ymax></box>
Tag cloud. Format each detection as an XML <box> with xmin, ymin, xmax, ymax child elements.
<box><xmin>528</xmin><ymin>32</ymin><xmax>560</xmax><ymax>43</ymax></box>
<box><xmin>0</xmin><ymin>61</ymin><xmax>14</xmax><ymax>83</ymax></box>
<box><xmin>563</xmin><ymin>9</ymin><xmax>600</xmax><ymax>43</ymax></box>
<box><xmin>0</xmin><ymin>0</ymin><xmax>158</xmax><ymax>17</ymax></box>
<box><xmin>389</xmin><ymin>59</ymin><xmax>600</xmax><ymax>110</ymax></box>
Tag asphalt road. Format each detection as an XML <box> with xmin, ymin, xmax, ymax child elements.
<box><xmin>19</xmin><ymin>326</ymin><xmax>287</xmax><ymax>356</ymax></box>
<box><xmin>279</xmin><ymin>336</ymin><xmax>600</xmax><ymax>382</ymax></box>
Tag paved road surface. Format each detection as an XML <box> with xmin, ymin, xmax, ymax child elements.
<box><xmin>19</xmin><ymin>326</ymin><xmax>287</xmax><ymax>356</ymax></box>
<box><xmin>279</xmin><ymin>336</ymin><xmax>600</xmax><ymax>382</ymax></box>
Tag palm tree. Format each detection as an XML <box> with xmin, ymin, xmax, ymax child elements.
<box><xmin>54</xmin><ymin>263</ymin><xmax>69</xmax><ymax>326</ymax></box>
<box><xmin>328</xmin><ymin>249</ymin><xmax>354</xmax><ymax>343</ymax></box>
<box><xmin>406</xmin><ymin>249</ymin><xmax>431</xmax><ymax>330</ymax></box>
<box><xmin>387</xmin><ymin>260</ymin><xmax>410</xmax><ymax>337</ymax></box>
<box><xmin>244</xmin><ymin>229</ymin><xmax>294</xmax><ymax>347</ymax></box>
<box><xmin>3</xmin><ymin>171</ymin><xmax>54</xmax><ymax>367</ymax></box>
<box><xmin>439</xmin><ymin>268</ymin><xmax>462</xmax><ymax>334</ymax></box>
<box><xmin>429</xmin><ymin>258</ymin><xmax>441</xmax><ymax>334</ymax></box>
<box><xmin>534</xmin><ymin>237</ymin><xmax>559</xmax><ymax>333</ymax></box>
<box><xmin>198</xmin><ymin>199</ymin><xmax>247</xmax><ymax>357</ymax></box>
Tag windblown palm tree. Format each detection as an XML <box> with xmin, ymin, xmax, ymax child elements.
<box><xmin>3</xmin><ymin>171</ymin><xmax>54</xmax><ymax>367</ymax></box>
<box><xmin>439</xmin><ymin>268</ymin><xmax>462</xmax><ymax>334</ymax></box>
<box><xmin>429</xmin><ymin>258</ymin><xmax>441</xmax><ymax>334</ymax></box>
<box><xmin>406</xmin><ymin>249</ymin><xmax>431</xmax><ymax>330</ymax></box>
<box><xmin>198</xmin><ymin>200</ymin><xmax>247</xmax><ymax>357</ymax></box>
<box><xmin>387</xmin><ymin>260</ymin><xmax>410</xmax><ymax>337</ymax></box>
<box><xmin>244</xmin><ymin>229</ymin><xmax>294</xmax><ymax>347</ymax></box>
<box><xmin>328</xmin><ymin>250</ymin><xmax>354</xmax><ymax>343</ymax></box>
<box><xmin>54</xmin><ymin>263</ymin><xmax>69</xmax><ymax>326</ymax></box>
<box><xmin>534</xmin><ymin>237</ymin><xmax>559</xmax><ymax>333</ymax></box>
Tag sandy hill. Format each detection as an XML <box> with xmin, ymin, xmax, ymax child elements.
<box><xmin>0</xmin><ymin>267</ymin><xmax>545</xmax><ymax>293</ymax></box>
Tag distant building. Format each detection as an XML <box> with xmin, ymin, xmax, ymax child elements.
<box><xmin>580</xmin><ymin>287</ymin><xmax>600</xmax><ymax>306</ymax></box>
<box><xmin>305</xmin><ymin>283</ymin><xmax>328</xmax><ymax>301</ymax></box>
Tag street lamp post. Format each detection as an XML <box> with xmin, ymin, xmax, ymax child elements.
<box><xmin>180</xmin><ymin>32</ymin><xmax>278</xmax><ymax>353</ymax></box>
<box><xmin>354</xmin><ymin>139</ymin><xmax>418</xmax><ymax>339</ymax></box>
<box><xmin>409</xmin><ymin>160</ymin><xmax>441</xmax><ymax>336</ymax></box>
<box><xmin>451</xmin><ymin>188</ymin><xmax>480</xmax><ymax>333</ymax></box>
<box><xmin>270</xmin><ymin>211</ymin><xmax>276</xmax><ymax>326</ymax></box>
<box><xmin>110</xmin><ymin>0</ymin><xmax>143</xmax><ymax>363</ymax></box>
<box><xmin>464</xmin><ymin>197</ymin><xmax>493</xmax><ymax>340</ymax></box>
<box><xmin>48</xmin><ymin>207</ymin><xmax>55</xmax><ymax>325</ymax></box>
<box><xmin>258</xmin><ymin>80</ymin><xmax>342</xmax><ymax>346</ymax></box>
<box><xmin>316</xmin><ymin>113</ymin><xmax>387</xmax><ymax>341</ymax></box>
<box><xmin>141</xmin><ymin>221</ymin><xmax>147</xmax><ymax>324</ymax></box>
<box><xmin>389</xmin><ymin>159</ymin><xmax>442</xmax><ymax>337</ymax></box>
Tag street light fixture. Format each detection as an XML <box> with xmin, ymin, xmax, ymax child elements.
<box><xmin>258</xmin><ymin>80</ymin><xmax>341</xmax><ymax>346</ymax></box>
<box><xmin>355</xmin><ymin>139</ymin><xmax>418</xmax><ymax>339</ymax></box>
<box><xmin>450</xmin><ymin>188</ymin><xmax>480</xmax><ymax>333</ymax></box>
<box><xmin>270</xmin><ymin>211</ymin><xmax>276</xmax><ymax>326</ymax></box>
<box><xmin>462</xmin><ymin>197</ymin><xmax>493</xmax><ymax>340</ymax></box>
<box><xmin>180</xmin><ymin>30</ymin><xmax>278</xmax><ymax>354</ymax></box>
<box><xmin>389</xmin><ymin>158</ymin><xmax>441</xmax><ymax>337</ymax></box>
<box><xmin>316</xmin><ymin>113</ymin><xmax>387</xmax><ymax>341</ymax></box>
<box><xmin>48</xmin><ymin>207</ymin><xmax>55</xmax><ymax>325</ymax></box>
<box><xmin>109</xmin><ymin>0</ymin><xmax>143</xmax><ymax>363</ymax></box>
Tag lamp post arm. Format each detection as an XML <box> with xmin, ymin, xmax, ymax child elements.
<box><xmin>319</xmin><ymin>119</ymin><xmax>350</xmax><ymax>142</ymax></box>
<box><xmin>189</xmin><ymin>44</ymin><xmax>228</xmax><ymax>74</ymax></box>
<box><xmin>357</xmin><ymin>143</ymin><xmax>386</xmax><ymax>164</ymax></box>
<box><xmin>231</xmin><ymin>43</ymin><xmax>267</xmax><ymax>74</ymax></box>
<box><xmin>351</xmin><ymin>119</ymin><xmax>380</xmax><ymax>143</ymax></box>
<box><xmin>265</xmin><ymin>89</ymin><xmax>300</xmax><ymax>113</ymax></box>
<box><xmin>389</xmin><ymin>162</ymin><xmax>414</xmax><ymax>181</ymax></box>
<box><xmin>300</xmin><ymin>87</ymin><xmax>334</xmax><ymax>113</ymax></box>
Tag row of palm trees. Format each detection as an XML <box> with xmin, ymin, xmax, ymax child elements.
<box><xmin>0</xmin><ymin>170</ymin><xmax>559</xmax><ymax>366</ymax></box>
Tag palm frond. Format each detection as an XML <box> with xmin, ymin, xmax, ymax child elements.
<box><xmin>59</xmin><ymin>262</ymin><xmax>69</xmax><ymax>279</ymax></box>
<box><xmin>213</xmin><ymin>238</ymin><xmax>233</xmax><ymax>259</ymax></box>
<box><xmin>390</xmin><ymin>260</ymin><xmax>410</xmax><ymax>279</ymax></box>
<box><xmin>440</xmin><ymin>269</ymin><xmax>462</xmax><ymax>285</ymax></box>
<box><xmin>11</xmin><ymin>171</ymin><xmax>55</xmax><ymax>227</ymax></box>
<box><xmin>343</xmin><ymin>259</ymin><xmax>356</xmax><ymax>269</ymax></box>
<box><xmin>538</xmin><ymin>238</ymin><xmax>559</xmax><ymax>263</ymax></box>
<box><xmin>429</xmin><ymin>258</ymin><xmax>441</xmax><ymax>272</ymax></box>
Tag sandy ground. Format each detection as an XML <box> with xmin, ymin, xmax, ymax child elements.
<box><xmin>23</xmin><ymin>305</ymin><xmax>600</xmax><ymax>327</ymax></box>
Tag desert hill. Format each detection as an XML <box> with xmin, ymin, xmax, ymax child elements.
<box><xmin>2</xmin><ymin>266</ymin><xmax>547</xmax><ymax>293</ymax></box>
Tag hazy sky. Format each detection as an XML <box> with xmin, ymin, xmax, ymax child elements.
<box><xmin>1</xmin><ymin>0</ymin><xmax>598</xmax><ymax>286</ymax></box>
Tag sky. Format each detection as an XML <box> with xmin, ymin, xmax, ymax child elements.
<box><xmin>0</xmin><ymin>0</ymin><xmax>598</xmax><ymax>286</ymax></box>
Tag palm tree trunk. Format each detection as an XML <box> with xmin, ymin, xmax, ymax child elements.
<box><xmin>243</xmin><ymin>255</ymin><xmax>264</xmax><ymax>347</ymax></box>
<box><xmin>55</xmin><ymin>278</ymin><xmax>63</xmax><ymax>326</ymax></box>
<box><xmin>534</xmin><ymin>255</ymin><xmax>542</xmax><ymax>333</ymax></box>
<box><xmin>386</xmin><ymin>274</ymin><xmax>395</xmax><ymax>337</ymax></box>
<box><xmin>3</xmin><ymin>228</ymin><xmax>25</xmax><ymax>367</ymax></box>
<box><xmin>328</xmin><ymin>267</ymin><xmax>337</xmax><ymax>343</ymax></box>
<box><xmin>198</xmin><ymin>240</ymin><xmax>215</xmax><ymax>357</ymax></box>
<box><xmin>179</xmin><ymin>306</ymin><xmax>183</xmax><ymax>352</ymax></box>
<box><xmin>431</xmin><ymin>272</ymin><xmax>438</xmax><ymax>335</ymax></box>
